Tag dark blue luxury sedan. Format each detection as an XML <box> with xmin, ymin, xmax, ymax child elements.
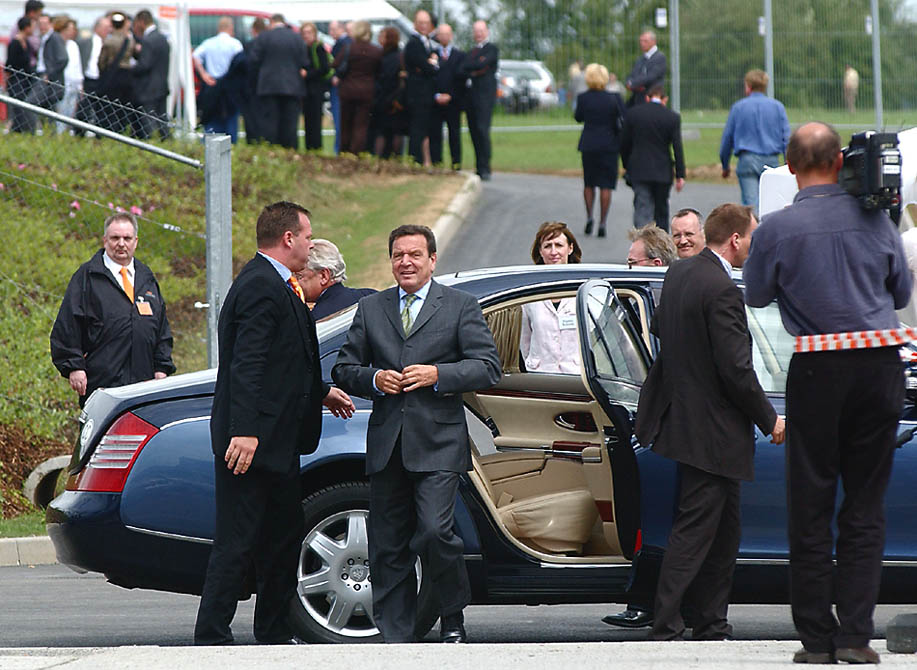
<box><xmin>47</xmin><ymin>265</ymin><xmax>917</xmax><ymax>643</ymax></box>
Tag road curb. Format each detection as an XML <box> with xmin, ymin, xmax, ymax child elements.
<box><xmin>0</xmin><ymin>535</ymin><xmax>57</xmax><ymax>567</ymax></box>
<box><xmin>432</xmin><ymin>172</ymin><xmax>482</xmax><ymax>255</ymax></box>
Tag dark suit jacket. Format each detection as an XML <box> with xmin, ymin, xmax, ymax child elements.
<box><xmin>250</xmin><ymin>25</ymin><xmax>307</xmax><ymax>98</ymax></box>
<box><xmin>332</xmin><ymin>280</ymin><xmax>501</xmax><ymax>475</ymax></box>
<box><xmin>132</xmin><ymin>27</ymin><xmax>170</xmax><ymax>102</ymax></box>
<box><xmin>404</xmin><ymin>33</ymin><xmax>437</xmax><ymax>106</ymax></box>
<box><xmin>575</xmin><ymin>89</ymin><xmax>625</xmax><ymax>153</ymax></box>
<box><xmin>634</xmin><ymin>248</ymin><xmax>776</xmax><ymax>481</ymax></box>
<box><xmin>462</xmin><ymin>42</ymin><xmax>498</xmax><ymax>108</ymax></box>
<box><xmin>311</xmin><ymin>282</ymin><xmax>376</xmax><ymax>321</ymax></box>
<box><xmin>210</xmin><ymin>254</ymin><xmax>329</xmax><ymax>475</ymax></box>
<box><xmin>626</xmin><ymin>49</ymin><xmax>666</xmax><ymax>103</ymax></box>
<box><xmin>338</xmin><ymin>40</ymin><xmax>382</xmax><ymax>103</ymax></box>
<box><xmin>435</xmin><ymin>46</ymin><xmax>465</xmax><ymax>108</ymax></box>
<box><xmin>620</xmin><ymin>101</ymin><xmax>685</xmax><ymax>184</ymax></box>
<box><xmin>42</xmin><ymin>30</ymin><xmax>68</xmax><ymax>84</ymax></box>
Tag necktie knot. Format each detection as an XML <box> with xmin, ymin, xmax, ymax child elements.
<box><xmin>401</xmin><ymin>294</ymin><xmax>418</xmax><ymax>335</ymax></box>
<box><xmin>288</xmin><ymin>276</ymin><xmax>305</xmax><ymax>303</ymax></box>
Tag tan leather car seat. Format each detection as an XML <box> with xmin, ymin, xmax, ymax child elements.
<box><xmin>470</xmin><ymin>450</ymin><xmax>598</xmax><ymax>555</ymax></box>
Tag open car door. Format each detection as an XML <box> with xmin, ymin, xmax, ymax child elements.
<box><xmin>576</xmin><ymin>280</ymin><xmax>652</xmax><ymax>559</ymax></box>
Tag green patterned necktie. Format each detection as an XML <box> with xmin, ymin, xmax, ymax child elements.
<box><xmin>401</xmin><ymin>294</ymin><xmax>418</xmax><ymax>335</ymax></box>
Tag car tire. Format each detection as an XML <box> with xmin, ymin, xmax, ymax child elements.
<box><xmin>289</xmin><ymin>481</ymin><xmax>438</xmax><ymax>643</ymax></box>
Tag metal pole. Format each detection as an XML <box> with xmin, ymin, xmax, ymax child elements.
<box><xmin>763</xmin><ymin>0</ymin><xmax>774</xmax><ymax>98</ymax></box>
<box><xmin>870</xmin><ymin>0</ymin><xmax>884</xmax><ymax>128</ymax></box>
<box><xmin>0</xmin><ymin>93</ymin><xmax>202</xmax><ymax>168</ymax></box>
<box><xmin>670</xmin><ymin>0</ymin><xmax>680</xmax><ymax>112</ymax></box>
<box><xmin>204</xmin><ymin>134</ymin><xmax>233</xmax><ymax>368</ymax></box>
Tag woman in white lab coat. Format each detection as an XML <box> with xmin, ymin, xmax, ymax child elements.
<box><xmin>520</xmin><ymin>222</ymin><xmax>583</xmax><ymax>374</ymax></box>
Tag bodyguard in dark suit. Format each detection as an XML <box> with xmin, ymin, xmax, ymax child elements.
<box><xmin>131</xmin><ymin>10</ymin><xmax>170</xmax><ymax>140</ymax></box>
<box><xmin>635</xmin><ymin>204</ymin><xmax>784</xmax><ymax>642</ymax></box>
<box><xmin>462</xmin><ymin>20</ymin><xmax>498</xmax><ymax>180</ymax></box>
<box><xmin>332</xmin><ymin>225</ymin><xmax>501</xmax><ymax>643</ymax></box>
<box><xmin>250</xmin><ymin>14</ymin><xmax>307</xmax><ymax>149</ymax></box>
<box><xmin>625</xmin><ymin>30</ymin><xmax>666</xmax><ymax>106</ymax></box>
<box><xmin>194</xmin><ymin>202</ymin><xmax>354</xmax><ymax>645</ymax></box>
<box><xmin>404</xmin><ymin>10</ymin><xmax>439</xmax><ymax>166</ymax></box>
<box><xmin>620</xmin><ymin>85</ymin><xmax>685</xmax><ymax>231</ymax></box>
<box><xmin>430</xmin><ymin>24</ymin><xmax>464</xmax><ymax>169</ymax></box>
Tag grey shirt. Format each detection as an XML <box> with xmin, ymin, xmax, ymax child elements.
<box><xmin>743</xmin><ymin>183</ymin><xmax>911</xmax><ymax>336</ymax></box>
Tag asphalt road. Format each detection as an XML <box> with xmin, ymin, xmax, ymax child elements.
<box><xmin>1</xmin><ymin>564</ymin><xmax>913</xmax><ymax>647</ymax></box>
<box><xmin>438</xmin><ymin>173</ymin><xmax>740</xmax><ymax>273</ymax></box>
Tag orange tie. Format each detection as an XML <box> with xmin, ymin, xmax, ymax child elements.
<box><xmin>120</xmin><ymin>267</ymin><xmax>133</xmax><ymax>302</ymax></box>
<box><xmin>288</xmin><ymin>276</ymin><xmax>305</xmax><ymax>303</ymax></box>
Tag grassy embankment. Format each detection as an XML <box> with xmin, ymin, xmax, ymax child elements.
<box><xmin>0</xmin><ymin>133</ymin><xmax>462</xmax><ymax>532</ymax></box>
<box><xmin>478</xmin><ymin>106</ymin><xmax>917</xmax><ymax>177</ymax></box>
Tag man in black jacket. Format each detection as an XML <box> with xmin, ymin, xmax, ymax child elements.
<box><xmin>250</xmin><ymin>14</ymin><xmax>307</xmax><ymax>149</ymax></box>
<box><xmin>404</xmin><ymin>10</ymin><xmax>439</xmax><ymax>167</ymax></box>
<box><xmin>625</xmin><ymin>30</ymin><xmax>666</xmax><ymax>107</ymax></box>
<box><xmin>620</xmin><ymin>85</ymin><xmax>685</xmax><ymax>231</ymax></box>
<box><xmin>430</xmin><ymin>23</ymin><xmax>464</xmax><ymax>170</ymax></box>
<box><xmin>194</xmin><ymin>202</ymin><xmax>354</xmax><ymax>645</ymax></box>
<box><xmin>23</xmin><ymin>13</ymin><xmax>67</xmax><ymax>132</ymax></box>
<box><xmin>635</xmin><ymin>203</ymin><xmax>784</xmax><ymax>642</ymax></box>
<box><xmin>51</xmin><ymin>213</ymin><xmax>174</xmax><ymax>406</ymax></box>
<box><xmin>462</xmin><ymin>20</ymin><xmax>498</xmax><ymax>180</ymax></box>
<box><xmin>132</xmin><ymin>9</ymin><xmax>171</xmax><ymax>140</ymax></box>
<box><xmin>297</xmin><ymin>239</ymin><xmax>375</xmax><ymax>321</ymax></box>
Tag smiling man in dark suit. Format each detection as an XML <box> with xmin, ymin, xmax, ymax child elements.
<box><xmin>332</xmin><ymin>224</ymin><xmax>501</xmax><ymax>643</ymax></box>
<box><xmin>620</xmin><ymin>84</ymin><xmax>685</xmax><ymax>231</ymax></box>
<box><xmin>194</xmin><ymin>201</ymin><xmax>354</xmax><ymax>646</ymax></box>
<box><xmin>404</xmin><ymin>10</ymin><xmax>439</xmax><ymax>167</ymax></box>
<box><xmin>462</xmin><ymin>20</ymin><xmax>498</xmax><ymax>180</ymax></box>
<box><xmin>636</xmin><ymin>203</ymin><xmax>784</xmax><ymax>642</ymax></box>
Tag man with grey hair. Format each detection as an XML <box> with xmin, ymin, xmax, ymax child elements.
<box><xmin>625</xmin><ymin>29</ymin><xmax>666</xmax><ymax>107</ymax></box>
<box><xmin>51</xmin><ymin>213</ymin><xmax>174</xmax><ymax>406</ymax></box>
<box><xmin>298</xmin><ymin>239</ymin><xmax>376</xmax><ymax>320</ymax></box>
<box><xmin>626</xmin><ymin>223</ymin><xmax>677</xmax><ymax>267</ymax></box>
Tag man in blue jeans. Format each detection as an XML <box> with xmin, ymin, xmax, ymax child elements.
<box><xmin>719</xmin><ymin>69</ymin><xmax>790</xmax><ymax>212</ymax></box>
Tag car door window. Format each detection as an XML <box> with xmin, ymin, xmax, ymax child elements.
<box><xmin>746</xmin><ymin>301</ymin><xmax>794</xmax><ymax>394</ymax></box>
<box><xmin>578</xmin><ymin>281</ymin><xmax>648</xmax><ymax>407</ymax></box>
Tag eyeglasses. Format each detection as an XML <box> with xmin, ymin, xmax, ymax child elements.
<box><xmin>627</xmin><ymin>257</ymin><xmax>654</xmax><ymax>268</ymax></box>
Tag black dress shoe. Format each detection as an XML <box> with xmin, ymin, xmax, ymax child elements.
<box><xmin>478</xmin><ymin>172</ymin><xmax>491</xmax><ymax>182</ymax></box>
<box><xmin>602</xmin><ymin>607</ymin><xmax>654</xmax><ymax>629</ymax></box>
<box><xmin>440</xmin><ymin>612</ymin><xmax>466</xmax><ymax>643</ymax></box>
<box><xmin>835</xmin><ymin>647</ymin><xmax>880</xmax><ymax>664</ymax></box>
<box><xmin>584</xmin><ymin>219</ymin><xmax>594</xmax><ymax>235</ymax></box>
<box><xmin>793</xmin><ymin>647</ymin><xmax>836</xmax><ymax>664</ymax></box>
<box><xmin>597</xmin><ymin>225</ymin><xmax>607</xmax><ymax>238</ymax></box>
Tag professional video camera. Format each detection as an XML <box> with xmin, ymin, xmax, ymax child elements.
<box><xmin>839</xmin><ymin>131</ymin><xmax>902</xmax><ymax>223</ymax></box>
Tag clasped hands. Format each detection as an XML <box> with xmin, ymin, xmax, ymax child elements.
<box><xmin>376</xmin><ymin>365</ymin><xmax>438</xmax><ymax>394</ymax></box>
<box><xmin>770</xmin><ymin>416</ymin><xmax>786</xmax><ymax>445</ymax></box>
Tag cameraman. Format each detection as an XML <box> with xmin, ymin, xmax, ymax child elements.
<box><xmin>743</xmin><ymin>122</ymin><xmax>911</xmax><ymax>664</ymax></box>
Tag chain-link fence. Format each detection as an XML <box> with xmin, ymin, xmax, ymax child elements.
<box><xmin>405</xmin><ymin>0</ymin><xmax>917</xmax><ymax>126</ymax></box>
<box><xmin>0</xmin><ymin>81</ymin><xmax>210</xmax><ymax>441</ymax></box>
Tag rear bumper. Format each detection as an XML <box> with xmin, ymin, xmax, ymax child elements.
<box><xmin>47</xmin><ymin>490</ymin><xmax>210</xmax><ymax>595</ymax></box>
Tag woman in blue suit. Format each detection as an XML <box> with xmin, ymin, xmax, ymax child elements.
<box><xmin>575</xmin><ymin>63</ymin><xmax>625</xmax><ymax>238</ymax></box>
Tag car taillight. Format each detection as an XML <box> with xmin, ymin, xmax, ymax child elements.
<box><xmin>67</xmin><ymin>412</ymin><xmax>158</xmax><ymax>493</ymax></box>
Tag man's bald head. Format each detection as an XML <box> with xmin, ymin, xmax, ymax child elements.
<box><xmin>787</xmin><ymin>122</ymin><xmax>842</xmax><ymax>175</ymax></box>
<box><xmin>437</xmin><ymin>22</ymin><xmax>453</xmax><ymax>46</ymax></box>
<box><xmin>472</xmin><ymin>20</ymin><xmax>488</xmax><ymax>43</ymax></box>
<box><xmin>414</xmin><ymin>10</ymin><xmax>432</xmax><ymax>35</ymax></box>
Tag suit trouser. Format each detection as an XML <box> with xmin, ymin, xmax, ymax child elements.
<box><xmin>466</xmin><ymin>98</ymin><xmax>493</xmax><ymax>176</ymax></box>
<box><xmin>135</xmin><ymin>96</ymin><xmax>170</xmax><ymax>141</ymax></box>
<box><xmin>194</xmin><ymin>460</ymin><xmax>304</xmax><ymax>645</ymax></box>
<box><xmin>302</xmin><ymin>88</ymin><xmax>325</xmax><ymax>151</ymax></box>
<box><xmin>430</xmin><ymin>103</ymin><xmax>462</xmax><ymax>167</ymax></box>
<box><xmin>651</xmin><ymin>463</ymin><xmax>740</xmax><ymax>641</ymax></box>
<box><xmin>22</xmin><ymin>79</ymin><xmax>64</xmax><ymax>132</ymax></box>
<box><xmin>369</xmin><ymin>440</ymin><xmax>470</xmax><ymax>642</ymax></box>
<box><xmin>339</xmin><ymin>97</ymin><xmax>372</xmax><ymax>154</ymax></box>
<box><xmin>261</xmin><ymin>94</ymin><xmax>301</xmax><ymax>150</ymax></box>
<box><xmin>407</xmin><ymin>102</ymin><xmax>433</xmax><ymax>164</ymax></box>
<box><xmin>632</xmin><ymin>181</ymin><xmax>672</xmax><ymax>231</ymax></box>
<box><xmin>786</xmin><ymin>347</ymin><xmax>903</xmax><ymax>653</ymax></box>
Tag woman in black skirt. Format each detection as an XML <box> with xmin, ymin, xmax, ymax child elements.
<box><xmin>574</xmin><ymin>63</ymin><xmax>625</xmax><ymax>238</ymax></box>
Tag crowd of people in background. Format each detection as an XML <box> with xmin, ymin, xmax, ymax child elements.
<box><xmin>3</xmin><ymin>1</ymin><xmax>499</xmax><ymax>177</ymax></box>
